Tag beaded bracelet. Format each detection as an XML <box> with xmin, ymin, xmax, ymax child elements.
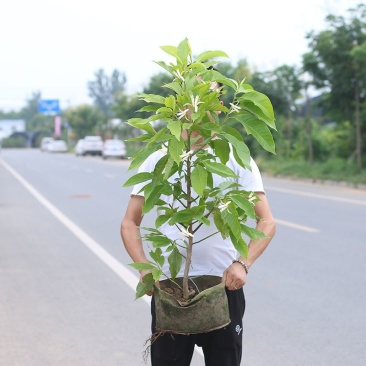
<box><xmin>232</xmin><ymin>259</ymin><xmax>249</xmax><ymax>274</ymax></box>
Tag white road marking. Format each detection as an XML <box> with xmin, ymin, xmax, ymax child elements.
<box><xmin>1</xmin><ymin>159</ymin><xmax>149</xmax><ymax>306</ymax></box>
<box><xmin>2</xmin><ymin>159</ymin><xmax>324</xmax><ymax>359</ymax></box>
<box><xmin>104</xmin><ymin>173</ymin><xmax>115</xmax><ymax>179</ymax></box>
<box><xmin>266</xmin><ymin>186</ymin><xmax>366</xmax><ymax>206</ymax></box>
<box><xmin>275</xmin><ymin>219</ymin><xmax>319</xmax><ymax>233</ymax></box>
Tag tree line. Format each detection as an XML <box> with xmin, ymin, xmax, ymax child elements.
<box><xmin>1</xmin><ymin>4</ymin><xmax>365</xmax><ymax>182</ymax></box>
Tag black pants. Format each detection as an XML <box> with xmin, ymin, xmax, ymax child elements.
<box><xmin>151</xmin><ymin>288</ymin><xmax>245</xmax><ymax>366</ymax></box>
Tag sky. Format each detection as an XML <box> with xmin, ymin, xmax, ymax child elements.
<box><xmin>0</xmin><ymin>0</ymin><xmax>361</xmax><ymax>112</ymax></box>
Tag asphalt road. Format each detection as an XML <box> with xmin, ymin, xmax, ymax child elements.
<box><xmin>1</xmin><ymin>148</ymin><xmax>365</xmax><ymax>366</ymax></box>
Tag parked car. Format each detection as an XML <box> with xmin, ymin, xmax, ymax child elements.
<box><xmin>77</xmin><ymin>136</ymin><xmax>103</xmax><ymax>156</ymax></box>
<box><xmin>75</xmin><ymin>139</ymin><xmax>85</xmax><ymax>156</ymax></box>
<box><xmin>102</xmin><ymin>139</ymin><xmax>126</xmax><ymax>159</ymax></box>
<box><xmin>46</xmin><ymin>139</ymin><xmax>68</xmax><ymax>153</ymax></box>
<box><xmin>40</xmin><ymin>137</ymin><xmax>54</xmax><ymax>152</ymax></box>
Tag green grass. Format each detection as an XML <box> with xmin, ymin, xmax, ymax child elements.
<box><xmin>257</xmin><ymin>157</ymin><xmax>366</xmax><ymax>188</ymax></box>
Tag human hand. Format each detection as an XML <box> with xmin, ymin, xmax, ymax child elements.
<box><xmin>222</xmin><ymin>262</ymin><xmax>247</xmax><ymax>291</ymax></box>
<box><xmin>140</xmin><ymin>270</ymin><xmax>159</xmax><ymax>296</ymax></box>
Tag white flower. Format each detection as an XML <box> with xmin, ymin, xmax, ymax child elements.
<box><xmin>177</xmin><ymin>108</ymin><xmax>190</xmax><ymax>120</ymax></box>
<box><xmin>180</xmin><ymin>228</ymin><xmax>194</xmax><ymax>238</ymax></box>
<box><xmin>185</xmin><ymin>95</ymin><xmax>203</xmax><ymax>113</ymax></box>
<box><xmin>179</xmin><ymin>150</ymin><xmax>193</xmax><ymax>161</ymax></box>
<box><xmin>218</xmin><ymin>201</ymin><xmax>230</xmax><ymax>212</ymax></box>
<box><xmin>173</xmin><ymin>70</ymin><xmax>185</xmax><ymax>81</ymax></box>
<box><xmin>228</xmin><ymin>103</ymin><xmax>241</xmax><ymax>114</ymax></box>
<box><xmin>248</xmin><ymin>192</ymin><xmax>256</xmax><ymax>204</ymax></box>
<box><xmin>159</xmin><ymin>144</ymin><xmax>168</xmax><ymax>155</ymax></box>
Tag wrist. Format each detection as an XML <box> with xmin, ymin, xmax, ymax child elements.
<box><xmin>232</xmin><ymin>259</ymin><xmax>249</xmax><ymax>274</ymax></box>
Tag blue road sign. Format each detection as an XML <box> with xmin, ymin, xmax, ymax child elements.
<box><xmin>38</xmin><ymin>99</ymin><xmax>61</xmax><ymax>114</ymax></box>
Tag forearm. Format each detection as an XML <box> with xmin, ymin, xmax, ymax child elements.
<box><xmin>239</xmin><ymin>192</ymin><xmax>276</xmax><ymax>269</ymax></box>
<box><xmin>121</xmin><ymin>218</ymin><xmax>149</xmax><ymax>266</ymax></box>
<box><xmin>241</xmin><ymin>217</ymin><xmax>276</xmax><ymax>268</ymax></box>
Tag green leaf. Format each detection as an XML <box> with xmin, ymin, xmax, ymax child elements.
<box><xmin>165</xmin><ymin>95</ymin><xmax>176</xmax><ymax>110</ymax></box>
<box><xmin>151</xmin><ymin>268</ymin><xmax>162</xmax><ymax>281</ymax></box>
<box><xmin>196</xmin><ymin>50</ymin><xmax>229</xmax><ymax>63</ymax></box>
<box><xmin>150</xmin><ymin>235</ymin><xmax>172</xmax><ymax>247</ymax></box>
<box><xmin>230</xmin><ymin>194</ymin><xmax>256</xmax><ymax>219</ymax></box>
<box><xmin>229</xmin><ymin>232</ymin><xmax>248</xmax><ymax>259</ymax></box>
<box><xmin>221</xmin><ymin>203</ymin><xmax>241</xmax><ymax>239</ymax></box>
<box><xmin>129</xmin><ymin>145</ymin><xmax>159</xmax><ymax>171</ymax></box>
<box><xmin>241</xmin><ymin>225</ymin><xmax>267</xmax><ymax>240</ymax></box>
<box><xmin>168</xmin><ymin>138</ymin><xmax>185</xmax><ymax>164</ymax></box>
<box><xmin>167</xmin><ymin>119</ymin><xmax>181</xmax><ymax>140</ymax></box>
<box><xmin>239</xmin><ymin>91</ymin><xmax>276</xmax><ymax>129</ymax></box>
<box><xmin>160</xmin><ymin>45</ymin><xmax>178</xmax><ymax>59</ymax></box>
<box><xmin>212</xmin><ymin>139</ymin><xmax>230</xmax><ymax>164</ymax></box>
<box><xmin>156</xmin><ymin>107</ymin><xmax>173</xmax><ymax>115</ymax></box>
<box><xmin>126</xmin><ymin>134</ymin><xmax>151</xmax><ymax>142</ymax></box>
<box><xmin>213</xmin><ymin>211</ymin><xmax>229</xmax><ymax>238</ymax></box>
<box><xmin>177</xmin><ymin>38</ymin><xmax>191</xmax><ymax>65</ymax></box>
<box><xmin>129</xmin><ymin>262</ymin><xmax>155</xmax><ymax>271</ymax></box>
<box><xmin>163</xmin><ymin>156</ymin><xmax>176</xmax><ymax>180</ymax></box>
<box><xmin>153</xmin><ymin>60</ymin><xmax>175</xmax><ymax>74</ymax></box>
<box><xmin>155</xmin><ymin>214</ymin><xmax>170</xmax><ymax>228</ymax></box>
<box><xmin>198</xmin><ymin>216</ymin><xmax>210</xmax><ymax>226</ymax></box>
<box><xmin>153</xmin><ymin>154</ymin><xmax>169</xmax><ymax>177</ymax></box>
<box><xmin>221</xmin><ymin>129</ymin><xmax>251</xmax><ymax>169</ymax></box>
<box><xmin>123</xmin><ymin>172</ymin><xmax>153</xmax><ymax>187</ymax></box>
<box><xmin>137</xmin><ymin>105</ymin><xmax>159</xmax><ymax>113</ymax></box>
<box><xmin>150</xmin><ymin>248</ymin><xmax>164</xmax><ymax>267</ymax></box>
<box><xmin>127</xmin><ymin>118</ymin><xmax>156</xmax><ymax>134</ymax></box>
<box><xmin>138</xmin><ymin>93</ymin><xmax>166</xmax><ymax>105</ymax></box>
<box><xmin>214</xmin><ymin>76</ymin><xmax>238</xmax><ymax>90</ymax></box>
<box><xmin>234</xmin><ymin>114</ymin><xmax>276</xmax><ymax>154</ymax></box>
<box><xmin>168</xmin><ymin>206</ymin><xmax>205</xmax><ymax>225</ymax></box>
<box><xmin>146</xmin><ymin>127</ymin><xmax>171</xmax><ymax>146</ymax></box>
<box><xmin>168</xmin><ymin>247</ymin><xmax>182</xmax><ymax>279</ymax></box>
<box><xmin>163</xmin><ymin>82</ymin><xmax>183</xmax><ymax>95</ymax></box>
<box><xmin>217</xmin><ymin>181</ymin><xmax>240</xmax><ymax>192</ymax></box>
<box><xmin>191</xmin><ymin>165</ymin><xmax>207</xmax><ymax>197</ymax></box>
<box><xmin>143</xmin><ymin>185</ymin><xmax>165</xmax><ymax>214</ymax></box>
<box><xmin>135</xmin><ymin>273</ymin><xmax>155</xmax><ymax>299</ymax></box>
<box><xmin>237</xmin><ymin>83</ymin><xmax>254</xmax><ymax>93</ymax></box>
<box><xmin>203</xmin><ymin>161</ymin><xmax>237</xmax><ymax>178</ymax></box>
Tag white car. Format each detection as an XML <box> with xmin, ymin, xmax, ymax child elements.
<box><xmin>75</xmin><ymin>139</ymin><xmax>85</xmax><ymax>156</ymax></box>
<box><xmin>46</xmin><ymin>139</ymin><xmax>68</xmax><ymax>153</ymax></box>
<box><xmin>77</xmin><ymin>136</ymin><xmax>103</xmax><ymax>156</ymax></box>
<box><xmin>102</xmin><ymin>139</ymin><xmax>126</xmax><ymax>159</ymax></box>
<box><xmin>40</xmin><ymin>137</ymin><xmax>54</xmax><ymax>152</ymax></box>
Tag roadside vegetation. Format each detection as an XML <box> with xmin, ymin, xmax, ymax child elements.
<box><xmin>1</xmin><ymin>4</ymin><xmax>366</xmax><ymax>188</ymax></box>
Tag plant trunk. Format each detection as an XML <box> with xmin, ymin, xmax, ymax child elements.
<box><xmin>305</xmin><ymin>85</ymin><xmax>313</xmax><ymax>164</ymax></box>
<box><xmin>355</xmin><ymin>84</ymin><xmax>362</xmax><ymax>172</ymax></box>
<box><xmin>182</xmin><ymin>154</ymin><xmax>192</xmax><ymax>300</ymax></box>
<box><xmin>286</xmin><ymin>109</ymin><xmax>292</xmax><ymax>159</ymax></box>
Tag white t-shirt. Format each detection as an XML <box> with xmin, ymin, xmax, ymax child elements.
<box><xmin>131</xmin><ymin>148</ymin><xmax>265</xmax><ymax>278</ymax></box>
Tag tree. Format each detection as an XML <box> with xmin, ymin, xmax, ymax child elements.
<box><xmin>303</xmin><ymin>4</ymin><xmax>366</xmax><ymax>170</ymax></box>
<box><xmin>17</xmin><ymin>91</ymin><xmax>54</xmax><ymax>136</ymax></box>
<box><xmin>251</xmin><ymin>65</ymin><xmax>302</xmax><ymax>159</ymax></box>
<box><xmin>123</xmin><ymin>39</ymin><xmax>276</xmax><ymax>304</ymax></box>
<box><xmin>88</xmin><ymin>68</ymin><xmax>127</xmax><ymax>120</ymax></box>
<box><xmin>64</xmin><ymin>104</ymin><xmax>103</xmax><ymax>140</ymax></box>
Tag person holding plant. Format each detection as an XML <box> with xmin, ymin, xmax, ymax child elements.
<box><xmin>122</xmin><ymin>159</ymin><xmax>275</xmax><ymax>366</ymax></box>
<box><xmin>120</xmin><ymin>39</ymin><xmax>277</xmax><ymax>366</ymax></box>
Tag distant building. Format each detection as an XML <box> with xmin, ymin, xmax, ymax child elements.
<box><xmin>0</xmin><ymin>119</ymin><xmax>26</xmax><ymax>140</ymax></box>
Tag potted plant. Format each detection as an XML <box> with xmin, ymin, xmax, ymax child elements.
<box><xmin>123</xmin><ymin>38</ymin><xmax>276</xmax><ymax>334</ymax></box>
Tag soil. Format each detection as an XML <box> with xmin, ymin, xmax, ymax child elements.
<box><xmin>162</xmin><ymin>284</ymin><xmax>212</xmax><ymax>305</ymax></box>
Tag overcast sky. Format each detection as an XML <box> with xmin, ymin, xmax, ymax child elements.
<box><xmin>0</xmin><ymin>0</ymin><xmax>360</xmax><ymax>111</ymax></box>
